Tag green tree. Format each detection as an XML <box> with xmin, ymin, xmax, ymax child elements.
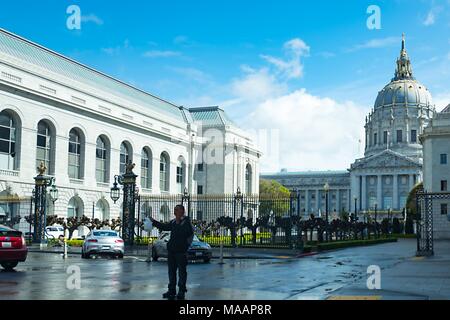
<box><xmin>259</xmin><ymin>179</ymin><xmax>291</xmax><ymax>216</ymax></box>
<box><xmin>406</xmin><ymin>182</ymin><xmax>423</xmax><ymax>220</ymax></box>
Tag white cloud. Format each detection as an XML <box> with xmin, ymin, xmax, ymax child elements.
<box><xmin>434</xmin><ymin>92</ymin><xmax>450</xmax><ymax>111</ymax></box>
<box><xmin>81</xmin><ymin>14</ymin><xmax>104</xmax><ymax>26</ymax></box>
<box><xmin>260</xmin><ymin>38</ymin><xmax>310</xmax><ymax>79</ymax></box>
<box><xmin>168</xmin><ymin>67</ymin><xmax>212</xmax><ymax>84</ymax></box>
<box><xmin>240</xmin><ymin>89</ymin><xmax>368</xmax><ymax>173</ymax></box>
<box><xmin>101</xmin><ymin>39</ymin><xmax>130</xmax><ymax>56</ymax></box>
<box><xmin>143</xmin><ymin>50</ymin><xmax>181</xmax><ymax>58</ymax></box>
<box><xmin>423</xmin><ymin>11</ymin><xmax>436</xmax><ymax>26</ymax></box>
<box><xmin>347</xmin><ymin>37</ymin><xmax>399</xmax><ymax>52</ymax></box>
<box><xmin>230</xmin><ymin>68</ymin><xmax>288</xmax><ymax>104</ymax></box>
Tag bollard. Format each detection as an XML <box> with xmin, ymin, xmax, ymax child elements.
<box><xmin>146</xmin><ymin>238</ymin><xmax>152</xmax><ymax>262</ymax></box>
<box><xmin>63</xmin><ymin>237</ymin><xmax>68</xmax><ymax>259</ymax></box>
<box><xmin>219</xmin><ymin>240</ymin><xmax>224</xmax><ymax>264</ymax></box>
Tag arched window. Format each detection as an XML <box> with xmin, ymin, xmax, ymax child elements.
<box><xmin>160</xmin><ymin>152</ymin><xmax>170</xmax><ymax>192</ymax></box>
<box><xmin>176</xmin><ymin>157</ymin><xmax>186</xmax><ymax>193</ymax></box>
<box><xmin>36</xmin><ymin>121</ymin><xmax>53</xmax><ymax>175</ymax></box>
<box><xmin>68</xmin><ymin>129</ymin><xmax>83</xmax><ymax>179</ymax></box>
<box><xmin>245</xmin><ymin>164</ymin><xmax>252</xmax><ymax>194</ymax></box>
<box><xmin>120</xmin><ymin>142</ymin><xmax>132</xmax><ymax>174</ymax></box>
<box><xmin>141</xmin><ymin>148</ymin><xmax>152</xmax><ymax>189</ymax></box>
<box><xmin>0</xmin><ymin>111</ymin><xmax>17</xmax><ymax>170</ymax></box>
<box><xmin>96</xmin><ymin>136</ymin><xmax>109</xmax><ymax>183</ymax></box>
<box><xmin>67</xmin><ymin>197</ymin><xmax>83</xmax><ymax>218</ymax></box>
<box><xmin>95</xmin><ymin>199</ymin><xmax>109</xmax><ymax>221</ymax></box>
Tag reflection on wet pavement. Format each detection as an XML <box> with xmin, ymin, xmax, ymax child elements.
<box><xmin>0</xmin><ymin>240</ymin><xmax>417</xmax><ymax>300</ymax></box>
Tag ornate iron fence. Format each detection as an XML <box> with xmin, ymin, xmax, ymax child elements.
<box><xmin>137</xmin><ymin>190</ymin><xmax>391</xmax><ymax>249</ymax></box>
<box><xmin>416</xmin><ymin>190</ymin><xmax>450</xmax><ymax>256</ymax></box>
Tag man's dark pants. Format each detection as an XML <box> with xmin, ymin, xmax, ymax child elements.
<box><xmin>167</xmin><ymin>251</ymin><xmax>188</xmax><ymax>294</ymax></box>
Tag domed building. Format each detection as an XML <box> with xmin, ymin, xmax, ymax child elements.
<box><xmin>350</xmin><ymin>34</ymin><xmax>434</xmax><ymax>212</ymax></box>
<box><xmin>262</xmin><ymin>35</ymin><xmax>437</xmax><ymax>218</ymax></box>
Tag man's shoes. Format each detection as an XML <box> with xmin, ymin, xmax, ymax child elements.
<box><xmin>176</xmin><ymin>291</ymin><xmax>186</xmax><ymax>300</ymax></box>
<box><xmin>162</xmin><ymin>291</ymin><xmax>176</xmax><ymax>300</ymax></box>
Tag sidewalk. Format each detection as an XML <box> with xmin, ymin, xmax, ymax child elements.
<box><xmin>27</xmin><ymin>245</ymin><xmax>310</xmax><ymax>259</ymax></box>
<box><xmin>327</xmin><ymin>239</ymin><xmax>450</xmax><ymax>300</ymax></box>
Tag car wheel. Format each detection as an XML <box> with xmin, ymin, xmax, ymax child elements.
<box><xmin>83</xmin><ymin>251</ymin><xmax>91</xmax><ymax>259</ymax></box>
<box><xmin>203</xmin><ymin>258</ymin><xmax>211</xmax><ymax>263</ymax></box>
<box><xmin>1</xmin><ymin>261</ymin><xmax>18</xmax><ymax>271</ymax></box>
<box><xmin>117</xmin><ymin>253</ymin><xmax>124</xmax><ymax>259</ymax></box>
<box><xmin>152</xmin><ymin>248</ymin><xmax>159</xmax><ymax>261</ymax></box>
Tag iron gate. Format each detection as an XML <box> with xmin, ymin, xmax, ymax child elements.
<box><xmin>416</xmin><ymin>190</ymin><xmax>450</xmax><ymax>256</ymax></box>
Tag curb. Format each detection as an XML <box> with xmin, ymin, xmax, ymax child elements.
<box><xmin>27</xmin><ymin>249</ymin><xmax>298</xmax><ymax>260</ymax></box>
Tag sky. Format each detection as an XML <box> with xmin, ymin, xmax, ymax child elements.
<box><xmin>0</xmin><ymin>0</ymin><xmax>449</xmax><ymax>173</ymax></box>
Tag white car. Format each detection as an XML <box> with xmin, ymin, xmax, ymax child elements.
<box><xmin>45</xmin><ymin>226</ymin><xmax>65</xmax><ymax>240</ymax></box>
<box><xmin>81</xmin><ymin>230</ymin><xmax>124</xmax><ymax>259</ymax></box>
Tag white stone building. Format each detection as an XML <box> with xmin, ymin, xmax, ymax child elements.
<box><xmin>261</xmin><ymin>35</ymin><xmax>437</xmax><ymax>220</ymax></box>
<box><xmin>0</xmin><ymin>29</ymin><xmax>260</xmax><ymax>226</ymax></box>
<box><xmin>421</xmin><ymin>105</ymin><xmax>450</xmax><ymax>239</ymax></box>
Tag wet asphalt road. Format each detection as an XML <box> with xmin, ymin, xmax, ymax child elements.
<box><xmin>0</xmin><ymin>240</ymin><xmax>417</xmax><ymax>300</ymax></box>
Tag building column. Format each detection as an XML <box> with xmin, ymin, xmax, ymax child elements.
<box><xmin>393</xmin><ymin>174</ymin><xmax>399</xmax><ymax>210</ymax></box>
<box><xmin>351</xmin><ymin>174</ymin><xmax>360</xmax><ymax>211</ymax></box>
<box><xmin>315</xmin><ymin>189</ymin><xmax>320</xmax><ymax>215</ymax></box>
<box><xmin>361</xmin><ymin>175</ymin><xmax>367</xmax><ymax>211</ymax></box>
<box><xmin>305</xmin><ymin>190</ymin><xmax>310</xmax><ymax>215</ymax></box>
<box><xmin>336</xmin><ymin>189</ymin><xmax>341</xmax><ymax>214</ymax></box>
<box><xmin>377</xmin><ymin>175</ymin><xmax>383</xmax><ymax>209</ymax></box>
<box><xmin>409</xmin><ymin>174</ymin><xmax>415</xmax><ymax>192</ymax></box>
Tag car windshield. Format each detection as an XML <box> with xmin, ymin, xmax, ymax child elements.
<box><xmin>93</xmin><ymin>231</ymin><xmax>117</xmax><ymax>237</ymax></box>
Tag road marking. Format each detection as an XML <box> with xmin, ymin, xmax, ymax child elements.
<box><xmin>411</xmin><ymin>256</ymin><xmax>425</xmax><ymax>261</ymax></box>
<box><xmin>327</xmin><ymin>295</ymin><xmax>382</xmax><ymax>300</ymax></box>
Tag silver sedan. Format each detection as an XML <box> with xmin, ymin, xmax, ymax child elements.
<box><xmin>81</xmin><ymin>230</ymin><xmax>124</xmax><ymax>259</ymax></box>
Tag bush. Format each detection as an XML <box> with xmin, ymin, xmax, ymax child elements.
<box><xmin>405</xmin><ymin>218</ymin><xmax>414</xmax><ymax>234</ymax></box>
<box><xmin>66</xmin><ymin>240</ymin><xmax>84</xmax><ymax>247</ymax></box>
<box><xmin>392</xmin><ymin>218</ymin><xmax>401</xmax><ymax>234</ymax></box>
<box><xmin>317</xmin><ymin>238</ymin><xmax>397</xmax><ymax>251</ymax></box>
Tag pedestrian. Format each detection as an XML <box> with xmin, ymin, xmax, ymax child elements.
<box><xmin>150</xmin><ymin>204</ymin><xmax>194</xmax><ymax>300</ymax></box>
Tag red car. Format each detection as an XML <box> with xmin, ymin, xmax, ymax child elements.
<box><xmin>0</xmin><ymin>225</ymin><xmax>28</xmax><ymax>271</ymax></box>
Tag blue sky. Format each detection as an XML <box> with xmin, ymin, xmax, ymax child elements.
<box><xmin>1</xmin><ymin>0</ymin><xmax>449</xmax><ymax>172</ymax></box>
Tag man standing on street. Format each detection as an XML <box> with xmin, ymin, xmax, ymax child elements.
<box><xmin>150</xmin><ymin>205</ymin><xmax>194</xmax><ymax>300</ymax></box>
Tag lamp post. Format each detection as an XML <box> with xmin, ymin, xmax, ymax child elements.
<box><xmin>374</xmin><ymin>201</ymin><xmax>378</xmax><ymax>223</ymax></box>
<box><xmin>353</xmin><ymin>196</ymin><xmax>358</xmax><ymax>223</ymax></box>
<box><xmin>110</xmin><ymin>161</ymin><xmax>138</xmax><ymax>246</ymax></box>
<box><xmin>33</xmin><ymin>162</ymin><xmax>57</xmax><ymax>245</ymax></box>
<box><xmin>323</xmin><ymin>182</ymin><xmax>330</xmax><ymax>241</ymax></box>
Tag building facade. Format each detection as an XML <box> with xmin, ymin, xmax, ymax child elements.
<box><xmin>261</xmin><ymin>35</ymin><xmax>436</xmax><ymax>219</ymax></box>
<box><xmin>0</xmin><ymin>29</ymin><xmax>260</xmax><ymax>226</ymax></box>
<box><xmin>421</xmin><ymin>105</ymin><xmax>450</xmax><ymax>239</ymax></box>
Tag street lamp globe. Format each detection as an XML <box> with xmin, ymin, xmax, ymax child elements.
<box><xmin>110</xmin><ymin>178</ymin><xmax>120</xmax><ymax>204</ymax></box>
<box><xmin>49</xmin><ymin>184</ymin><xmax>58</xmax><ymax>203</ymax></box>
<box><xmin>323</xmin><ymin>182</ymin><xmax>330</xmax><ymax>192</ymax></box>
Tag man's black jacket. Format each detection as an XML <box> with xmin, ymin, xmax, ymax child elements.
<box><xmin>153</xmin><ymin>216</ymin><xmax>194</xmax><ymax>253</ymax></box>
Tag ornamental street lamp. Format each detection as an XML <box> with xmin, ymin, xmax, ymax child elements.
<box><xmin>110</xmin><ymin>162</ymin><xmax>138</xmax><ymax>246</ymax></box>
<box><xmin>353</xmin><ymin>196</ymin><xmax>358</xmax><ymax>223</ymax></box>
<box><xmin>323</xmin><ymin>182</ymin><xmax>330</xmax><ymax>241</ymax></box>
<box><xmin>33</xmin><ymin>162</ymin><xmax>57</xmax><ymax>244</ymax></box>
<box><xmin>374</xmin><ymin>201</ymin><xmax>378</xmax><ymax>223</ymax></box>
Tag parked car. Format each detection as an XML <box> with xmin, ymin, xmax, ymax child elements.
<box><xmin>23</xmin><ymin>232</ymin><xmax>33</xmax><ymax>242</ymax></box>
<box><xmin>0</xmin><ymin>224</ymin><xmax>28</xmax><ymax>271</ymax></box>
<box><xmin>45</xmin><ymin>226</ymin><xmax>65</xmax><ymax>240</ymax></box>
<box><xmin>81</xmin><ymin>230</ymin><xmax>124</xmax><ymax>259</ymax></box>
<box><xmin>152</xmin><ymin>232</ymin><xmax>212</xmax><ymax>263</ymax></box>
